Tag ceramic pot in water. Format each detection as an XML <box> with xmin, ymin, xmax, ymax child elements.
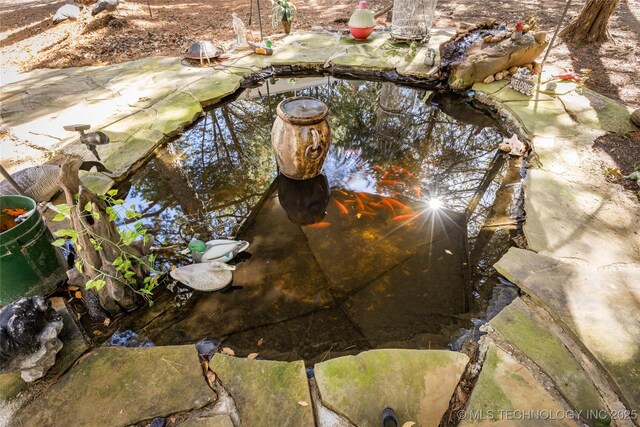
<box><xmin>271</xmin><ymin>97</ymin><xmax>331</xmax><ymax>180</ymax></box>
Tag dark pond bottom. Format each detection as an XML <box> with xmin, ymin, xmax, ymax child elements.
<box><xmin>97</xmin><ymin>76</ymin><xmax>523</xmax><ymax>363</ymax></box>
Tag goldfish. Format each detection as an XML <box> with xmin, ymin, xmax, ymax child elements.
<box><xmin>356</xmin><ymin>211</ymin><xmax>376</xmax><ymax>218</ymax></box>
<box><xmin>306</xmin><ymin>222</ymin><xmax>331</xmax><ymax>228</ymax></box>
<box><xmin>358</xmin><ymin>192</ymin><xmax>373</xmax><ymax>201</ymax></box>
<box><xmin>378</xmin><ymin>180</ymin><xmax>403</xmax><ymax>186</ymax></box>
<box><xmin>393</xmin><ymin>214</ymin><xmax>417</xmax><ymax>221</ymax></box>
<box><xmin>368</xmin><ymin>201</ymin><xmax>385</xmax><ymax>209</ymax></box>
<box><xmin>381</xmin><ymin>199</ymin><xmax>396</xmax><ymax>215</ymax></box>
<box><xmin>384</xmin><ymin>197</ymin><xmax>410</xmax><ymax>210</ymax></box>
<box><xmin>354</xmin><ymin>193</ymin><xmax>365</xmax><ymax>211</ymax></box>
<box><xmin>334</xmin><ymin>199</ymin><xmax>349</xmax><ymax>215</ymax></box>
<box><xmin>2</xmin><ymin>208</ymin><xmax>28</xmax><ymax>217</ymax></box>
<box><xmin>414</xmin><ymin>186</ymin><xmax>422</xmax><ymax>198</ymax></box>
<box><xmin>344</xmin><ymin>199</ymin><xmax>356</xmax><ymax>204</ymax></box>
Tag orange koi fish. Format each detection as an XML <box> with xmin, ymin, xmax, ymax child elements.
<box><xmin>339</xmin><ymin>190</ymin><xmax>350</xmax><ymax>196</ymax></box>
<box><xmin>344</xmin><ymin>199</ymin><xmax>356</xmax><ymax>204</ymax></box>
<box><xmin>354</xmin><ymin>193</ymin><xmax>365</xmax><ymax>211</ymax></box>
<box><xmin>2</xmin><ymin>208</ymin><xmax>28</xmax><ymax>217</ymax></box>
<box><xmin>393</xmin><ymin>165</ymin><xmax>415</xmax><ymax>178</ymax></box>
<box><xmin>306</xmin><ymin>222</ymin><xmax>332</xmax><ymax>228</ymax></box>
<box><xmin>384</xmin><ymin>198</ymin><xmax>410</xmax><ymax>210</ymax></box>
<box><xmin>393</xmin><ymin>214</ymin><xmax>417</xmax><ymax>221</ymax></box>
<box><xmin>378</xmin><ymin>180</ymin><xmax>402</xmax><ymax>186</ymax></box>
<box><xmin>356</xmin><ymin>210</ymin><xmax>376</xmax><ymax>218</ymax></box>
<box><xmin>381</xmin><ymin>199</ymin><xmax>396</xmax><ymax>215</ymax></box>
<box><xmin>358</xmin><ymin>192</ymin><xmax>373</xmax><ymax>201</ymax></box>
<box><xmin>334</xmin><ymin>199</ymin><xmax>349</xmax><ymax>215</ymax></box>
<box><xmin>414</xmin><ymin>186</ymin><xmax>422</xmax><ymax>198</ymax></box>
<box><xmin>368</xmin><ymin>201</ymin><xmax>385</xmax><ymax>209</ymax></box>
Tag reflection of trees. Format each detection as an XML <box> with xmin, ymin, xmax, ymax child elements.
<box><xmin>124</xmin><ymin>78</ymin><xmax>504</xmax><ymax>251</ymax></box>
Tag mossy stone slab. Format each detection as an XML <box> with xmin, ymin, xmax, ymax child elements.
<box><xmin>461</xmin><ymin>343</ymin><xmax>577</xmax><ymax>426</ymax></box>
<box><xmin>150</xmin><ymin>91</ymin><xmax>203</xmax><ymax>137</ymax></box>
<box><xmin>103</xmin><ymin>128</ymin><xmax>165</xmax><ymax>177</ymax></box>
<box><xmin>500</xmin><ymin>97</ymin><xmax>579</xmax><ymax>137</ymax></box>
<box><xmin>490</xmin><ymin>298</ymin><xmax>605</xmax><ymax>425</ymax></box>
<box><xmin>315</xmin><ymin>349</ymin><xmax>468</xmax><ymax>427</ymax></box>
<box><xmin>11</xmin><ymin>346</ymin><xmax>215</xmax><ymax>427</ymax></box>
<box><xmin>0</xmin><ymin>372</ymin><xmax>27</xmax><ymax>401</ymax></box>
<box><xmin>494</xmin><ymin>248</ymin><xmax>640</xmax><ymax>412</ymax></box>
<box><xmin>209</xmin><ymin>354</ymin><xmax>314</xmax><ymax>427</ymax></box>
<box><xmin>472</xmin><ymin>80</ymin><xmax>510</xmax><ymax>95</ymax></box>
<box><xmin>559</xmin><ymin>89</ymin><xmax>638</xmax><ymax>134</ymax></box>
<box><xmin>187</xmin><ymin>73</ymin><xmax>243</xmax><ymax>107</ymax></box>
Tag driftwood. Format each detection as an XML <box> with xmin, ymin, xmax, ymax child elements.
<box><xmin>58</xmin><ymin>159</ymin><xmax>142</xmax><ymax>320</ymax></box>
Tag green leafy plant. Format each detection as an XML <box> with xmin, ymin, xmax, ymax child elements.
<box><xmin>52</xmin><ymin>189</ymin><xmax>162</xmax><ymax>303</ymax></box>
<box><xmin>271</xmin><ymin>0</ymin><xmax>296</xmax><ymax>26</ymax></box>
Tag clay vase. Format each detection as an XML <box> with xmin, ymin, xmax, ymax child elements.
<box><xmin>271</xmin><ymin>97</ymin><xmax>331</xmax><ymax>180</ymax></box>
<box><xmin>348</xmin><ymin>1</ymin><xmax>376</xmax><ymax>40</ymax></box>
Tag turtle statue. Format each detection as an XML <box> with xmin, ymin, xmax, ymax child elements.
<box><xmin>185</xmin><ymin>41</ymin><xmax>224</xmax><ymax>65</ymax></box>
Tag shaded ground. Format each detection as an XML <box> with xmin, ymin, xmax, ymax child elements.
<box><xmin>1</xmin><ymin>0</ymin><xmax>639</xmax><ymax>108</ymax></box>
<box><xmin>593</xmin><ymin>131</ymin><xmax>640</xmax><ymax>197</ymax></box>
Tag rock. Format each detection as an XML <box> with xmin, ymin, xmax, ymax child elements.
<box><xmin>449</xmin><ymin>32</ymin><xmax>548</xmax><ymax>89</ymax></box>
<box><xmin>534</xmin><ymin>31</ymin><xmax>547</xmax><ymax>44</ymax></box>
<box><xmin>483</xmin><ymin>35</ymin><xmax>492</xmax><ymax>43</ymax></box>
<box><xmin>483</xmin><ymin>74</ymin><xmax>495</xmax><ymax>84</ymax></box>
<box><xmin>631</xmin><ymin>108</ymin><xmax>640</xmax><ymax>127</ymax></box>
<box><xmin>495</xmin><ymin>71</ymin><xmax>506</xmax><ymax>80</ymax></box>
<box><xmin>509</xmin><ymin>66</ymin><xmax>518</xmax><ymax>74</ymax></box>
<box><xmin>524</xmin><ymin>63</ymin><xmax>533</xmax><ymax>71</ymax></box>
<box><xmin>533</xmin><ymin>61</ymin><xmax>542</xmax><ymax>75</ymax></box>
<box><xmin>0</xmin><ymin>297</ymin><xmax>64</xmax><ymax>382</ymax></box>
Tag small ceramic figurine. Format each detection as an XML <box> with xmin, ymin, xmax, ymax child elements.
<box><xmin>232</xmin><ymin>13</ymin><xmax>249</xmax><ymax>49</ymax></box>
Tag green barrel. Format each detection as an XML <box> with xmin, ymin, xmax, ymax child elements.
<box><xmin>0</xmin><ymin>195</ymin><xmax>67</xmax><ymax>305</ymax></box>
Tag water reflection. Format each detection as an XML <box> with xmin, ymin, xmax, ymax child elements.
<box><xmin>116</xmin><ymin>77</ymin><xmax>510</xmax><ymax>361</ymax></box>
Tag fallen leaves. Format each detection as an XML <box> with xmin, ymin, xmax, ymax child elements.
<box><xmin>247</xmin><ymin>352</ymin><xmax>259</xmax><ymax>360</ymax></box>
<box><xmin>206</xmin><ymin>370</ymin><xmax>216</xmax><ymax>388</ymax></box>
<box><xmin>257</xmin><ymin>337</ymin><xmax>265</xmax><ymax>346</ymax></box>
<box><xmin>402</xmin><ymin>422</ymin><xmax>416</xmax><ymax>427</ymax></box>
<box><xmin>297</xmin><ymin>400</ymin><xmax>309</xmax><ymax>407</ymax></box>
<box><xmin>221</xmin><ymin>347</ymin><xmax>235</xmax><ymax>356</ymax></box>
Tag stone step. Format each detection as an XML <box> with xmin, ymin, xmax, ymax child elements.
<box><xmin>314</xmin><ymin>349</ymin><xmax>469</xmax><ymax>426</ymax></box>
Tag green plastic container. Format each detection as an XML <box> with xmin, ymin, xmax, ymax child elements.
<box><xmin>0</xmin><ymin>195</ymin><xmax>67</xmax><ymax>305</ymax></box>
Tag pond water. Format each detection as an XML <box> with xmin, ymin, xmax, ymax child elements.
<box><xmin>104</xmin><ymin>77</ymin><xmax>522</xmax><ymax>363</ymax></box>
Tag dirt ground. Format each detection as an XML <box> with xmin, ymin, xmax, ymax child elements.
<box><xmin>1</xmin><ymin>0</ymin><xmax>639</xmax><ymax>108</ymax></box>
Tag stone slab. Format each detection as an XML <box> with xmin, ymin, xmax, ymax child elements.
<box><xmin>461</xmin><ymin>343</ymin><xmax>577</xmax><ymax>426</ymax></box>
<box><xmin>179</xmin><ymin>415</ymin><xmax>234</xmax><ymax>427</ymax></box>
<box><xmin>523</xmin><ymin>168</ymin><xmax>640</xmax><ymax>265</ymax></box>
<box><xmin>490</xmin><ymin>298</ymin><xmax>605</xmax><ymax>424</ymax></box>
<box><xmin>314</xmin><ymin>349</ymin><xmax>468</xmax><ymax>427</ymax></box>
<box><xmin>11</xmin><ymin>346</ymin><xmax>216</xmax><ymax>427</ymax></box>
<box><xmin>494</xmin><ymin>248</ymin><xmax>640</xmax><ymax>412</ymax></box>
<box><xmin>558</xmin><ymin>89</ymin><xmax>638</xmax><ymax>134</ymax></box>
<box><xmin>209</xmin><ymin>354</ymin><xmax>314</xmax><ymax>427</ymax></box>
<box><xmin>500</xmin><ymin>97</ymin><xmax>579</xmax><ymax>137</ymax></box>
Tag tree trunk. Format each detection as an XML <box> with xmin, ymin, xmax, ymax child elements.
<box><xmin>58</xmin><ymin>159</ymin><xmax>142</xmax><ymax>320</ymax></box>
<box><xmin>560</xmin><ymin>0</ymin><xmax>620</xmax><ymax>43</ymax></box>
